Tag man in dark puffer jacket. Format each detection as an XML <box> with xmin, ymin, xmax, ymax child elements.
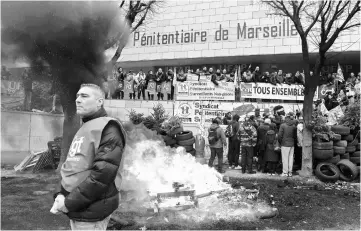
<box><xmin>51</xmin><ymin>84</ymin><xmax>126</xmax><ymax>230</ymax></box>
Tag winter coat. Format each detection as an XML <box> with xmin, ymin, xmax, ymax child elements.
<box><xmin>253</xmin><ymin>70</ymin><xmax>262</xmax><ymax>82</ymax></box>
<box><xmin>145</xmin><ymin>73</ymin><xmax>155</xmax><ymax>88</ymax></box>
<box><xmin>215</xmin><ymin>73</ymin><xmax>225</xmax><ymax>81</ymax></box>
<box><xmin>238</xmin><ymin>123</ymin><xmax>257</xmax><ymax>147</ymax></box>
<box><xmin>284</xmin><ymin>75</ymin><xmax>295</xmax><ymax>85</ymax></box>
<box><xmin>177</xmin><ymin>72</ymin><xmax>187</xmax><ymax>82</ymax></box>
<box><xmin>264</xmin><ymin>130</ymin><xmax>279</xmax><ymax>162</ymax></box>
<box><xmin>208</xmin><ymin>123</ymin><xmax>227</xmax><ymax>149</ymax></box>
<box><xmin>257</xmin><ymin>124</ymin><xmax>271</xmax><ymax>151</ymax></box>
<box><xmin>278</xmin><ymin>118</ymin><xmax>297</xmax><ymax>147</ymax></box>
<box><xmin>54</xmin><ymin>108</ymin><xmax>125</xmax><ymax>222</ymax></box>
<box><xmin>276</xmin><ymin>74</ymin><xmax>284</xmax><ymax>84</ymax></box>
<box><xmin>229</xmin><ymin>120</ymin><xmax>241</xmax><ymax>141</ymax></box>
<box><xmin>211</xmin><ymin>73</ymin><xmax>219</xmax><ymax>86</ymax></box>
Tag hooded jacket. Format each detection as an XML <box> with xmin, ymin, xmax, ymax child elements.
<box><xmin>208</xmin><ymin>123</ymin><xmax>227</xmax><ymax>148</ymax></box>
<box><xmin>278</xmin><ymin>117</ymin><xmax>297</xmax><ymax>147</ymax></box>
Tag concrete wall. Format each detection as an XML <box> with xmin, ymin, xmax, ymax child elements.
<box><xmin>1</xmin><ymin>110</ymin><xmax>64</xmax><ymax>152</ymax></box>
<box><xmin>118</xmin><ymin>0</ymin><xmax>360</xmax><ymax>62</ymax></box>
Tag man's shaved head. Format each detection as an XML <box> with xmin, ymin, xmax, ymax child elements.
<box><xmin>80</xmin><ymin>83</ymin><xmax>105</xmax><ymax>99</ymax></box>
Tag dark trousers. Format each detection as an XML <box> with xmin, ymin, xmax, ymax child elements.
<box><xmin>138</xmin><ymin>88</ymin><xmax>145</xmax><ymax>99</ymax></box>
<box><xmin>228</xmin><ymin>139</ymin><xmax>240</xmax><ymax>166</ymax></box>
<box><xmin>294</xmin><ymin>146</ymin><xmax>302</xmax><ymax>170</ymax></box>
<box><xmin>208</xmin><ymin>148</ymin><xmax>223</xmax><ymax>171</ymax></box>
<box><xmin>129</xmin><ymin>93</ymin><xmax>135</xmax><ymax>99</ymax></box>
<box><xmin>266</xmin><ymin>161</ymin><xmax>277</xmax><ymax>173</ymax></box>
<box><xmin>148</xmin><ymin>93</ymin><xmax>154</xmax><ymax>100</ymax></box>
<box><xmin>112</xmin><ymin>90</ymin><xmax>124</xmax><ymax>99</ymax></box>
<box><xmin>257</xmin><ymin>149</ymin><xmax>266</xmax><ymax>172</ymax></box>
<box><xmin>241</xmin><ymin>146</ymin><xmax>254</xmax><ymax>172</ymax></box>
<box><xmin>157</xmin><ymin>92</ymin><xmax>164</xmax><ymax>100</ymax></box>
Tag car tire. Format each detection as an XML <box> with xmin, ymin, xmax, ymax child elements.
<box><xmin>349</xmin><ymin>156</ymin><xmax>360</xmax><ymax>165</ymax></box>
<box><xmin>351</xmin><ymin>151</ymin><xmax>360</xmax><ymax>157</ymax></box>
<box><xmin>312</xmin><ymin>141</ymin><xmax>333</xmax><ymax>150</ymax></box>
<box><xmin>331</xmin><ymin>125</ymin><xmax>350</xmax><ymax>135</ymax></box>
<box><xmin>177</xmin><ymin>137</ymin><xmax>196</xmax><ymax>146</ymax></box>
<box><xmin>342</xmin><ymin>134</ymin><xmax>354</xmax><ymax>142</ymax></box>
<box><xmin>175</xmin><ymin>131</ymin><xmax>193</xmax><ymax>141</ymax></box>
<box><xmin>313</xmin><ymin>149</ymin><xmax>334</xmax><ymax>160</ymax></box>
<box><xmin>334</xmin><ymin>140</ymin><xmax>347</xmax><ymax>148</ymax></box>
<box><xmin>340</xmin><ymin>153</ymin><xmax>350</xmax><ymax>159</ymax></box>
<box><xmin>322</xmin><ymin>155</ymin><xmax>341</xmax><ymax>165</ymax></box>
<box><xmin>333</xmin><ymin>146</ymin><xmax>346</xmax><ymax>155</ymax></box>
<box><xmin>181</xmin><ymin>145</ymin><xmax>194</xmax><ymax>152</ymax></box>
<box><xmin>314</xmin><ymin>163</ymin><xmax>340</xmax><ymax>182</ymax></box>
<box><xmin>346</xmin><ymin>146</ymin><xmax>356</xmax><ymax>153</ymax></box>
<box><xmin>332</xmin><ymin>134</ymin><xmax>342</xmax><ymax>141</ymax></box>
<box><xmin>336</xmin><ymin>159</ymin><xmax>358</xmax><ymax>181</ymax></box>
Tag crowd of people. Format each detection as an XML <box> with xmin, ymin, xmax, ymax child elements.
<box><xmin>208</xmin><ymin>106</ymin><xmax>304</xmax><ymax>176</ymax></box>
<box><xmin>107</xmin><ymin>65</ymin><xmax>360</xmax><ymax>101</ymax></box>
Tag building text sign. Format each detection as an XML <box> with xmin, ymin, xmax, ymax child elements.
<box><xmin>176</xmin><ymin>81</ymin><xmax>235</xmax><ymax>101</ymax></box>
<box><xmin>240</xmin><ymin>82</ymin><xmax>318</xmax><ymax>101</ymax></box>
<box><xmin>134</xmin><ymin>19</ymin><xmax>297</xmax><ymax>47</ymax></box>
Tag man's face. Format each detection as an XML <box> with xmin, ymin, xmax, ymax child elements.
<box><xmin>255</xmin><ymin>66</ymin><xmax>259</xmax><ymax>71</ymax></box>
<box><xmin>351</xmin><ymin>72</ymin><xmax>355</xmax><ymax>77</ymax></box>
<box><xmin>310</xmin><ymin>71</ymin><xmax>313</xmax><ymax>76</ymax></box>
<box><xmin>216</xmin><ymin>69</ymin><xmax>221</xmax><ymax>73</ymax></box>
<box><xmin>75</xmin><ymin>87</ymin><xmax>103</xmax><ymax>117</ymax></box>
<box><xmin>223</xmin><ymin>69</ymin><xmax>227</xmax><ymax>74</ymax></box>
<box><xmin>209</xmin><ymin>68</ymin><xmax>213</xmax><ymax>72</ymax></box>
<box><xmin>158</xmin><ymin>68</ymin><xmax>162</xmax><ymax>73</ymax></box>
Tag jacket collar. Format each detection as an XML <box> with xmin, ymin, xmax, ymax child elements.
<box><xmin>82</xmin><ymin>107</ymin><xmax>108</xmax><ymax>123</ymax></box>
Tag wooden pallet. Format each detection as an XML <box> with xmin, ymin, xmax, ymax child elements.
<box><xmin>13</xmin><ymin>150</ymin><xmax>50</xmax><ymax>172</ymax></box>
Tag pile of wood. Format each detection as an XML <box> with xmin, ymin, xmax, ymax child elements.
<box><xmin>14</xmin><ymin>150</ymin><xmax>55</xmax><ymax>173</ymax></box>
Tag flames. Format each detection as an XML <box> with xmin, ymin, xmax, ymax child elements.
<box><xmin>120</xmin><ymin>123</ymin><xmax>230</xmax><ymax>197</ymax></box>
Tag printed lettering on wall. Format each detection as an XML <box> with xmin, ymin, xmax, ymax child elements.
<box><xmin>133</xmin><ymin>18</ymin><xmax>298</xmax><ymax>47</ymax></box>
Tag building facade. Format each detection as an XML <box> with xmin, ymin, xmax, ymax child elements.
<box><xmin>115</xmin><ymin>0</ymin><xmax>360</xmax><ymax>75</ymax></box>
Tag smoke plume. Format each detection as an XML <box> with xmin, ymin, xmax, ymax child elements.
<box><xmin>1</xmin><ymin>1</ymin><xmax>128</xmax><ymax>86</ymax></box>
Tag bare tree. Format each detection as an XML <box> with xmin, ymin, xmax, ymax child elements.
<box><xmin>263</xmin><ymin>0</ymin><xmax>360</xmax><ymax>177</ymax></box>
<box><xmin>107</xmin><ymin>0</ymin><xmax>161</xmax><ymax>66</ymax></box>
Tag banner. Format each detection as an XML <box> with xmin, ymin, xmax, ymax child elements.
<box><xmin>318</xmin><ymin>84</ymin><xmax>336</xmax><ymax>99</ymax></box>
<box><xmin>176</xmin><ymin>81</ymin><xmax>235</xmax><ymax>101</ymax></box>
<box><xmin>146</xmin><ymin>80</ymin><xmax>156</xmax><ymax>94</ymax></box>
<box><xmin>174</xmin><ymin>101</ymin><xmax>303</xmax><ymax>124</ymax></box>
<box><xmin>240</xmin><ymin>82</ymin><xmax>318</xmax><ymax>100</ymax></box>
<box><xmin>1</xmin><ymin>80</ymin><xmax>24</xmax><ymax>97</ymax></box>
<box><xmin>1</xmin><ymin>80</ymin><xmax>25</xmax><ymax>109</ymax></box>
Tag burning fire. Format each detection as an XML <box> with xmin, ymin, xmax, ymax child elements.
<box><xmin>115</xmin><ymin>123</ymin><xmax>277</xmax><ymax>225</ymax></box>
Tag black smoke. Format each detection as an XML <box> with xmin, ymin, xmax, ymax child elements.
<box><xmin>1</xmin><ymin>1</ymin><xmax>128</xmax><ymax>88</ymax></box>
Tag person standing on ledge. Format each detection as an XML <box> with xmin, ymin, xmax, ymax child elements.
<box><xmin>51</xmin><ymin>83</ymin><xmax>126</xmax><ymax>230</ymax></box>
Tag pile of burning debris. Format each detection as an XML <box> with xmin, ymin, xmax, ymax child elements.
<box><xmin>111</xmin><ymin>180</ymin><xmax>278</xmax><ymax>228</ymax></box>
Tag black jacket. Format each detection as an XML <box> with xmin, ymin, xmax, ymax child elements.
<box><xmin>54</xmin><ymin>108</ymin><xmax>125</xmax><ymax>222</ymax></box>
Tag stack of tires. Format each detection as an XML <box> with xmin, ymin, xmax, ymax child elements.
<box><xmin>162</xmin><ymin>126</ymin><xmax>183</xmax><ymax>148</ymax></box>
<box><xmin>314</xmin><ymin>125</ymin><xmax>360</xmax><ymax>182</ymax></box>
<box><xmin>174</xmin><ymin>131</ymin><xmax>196</xmax><ymax>156</ymax></box>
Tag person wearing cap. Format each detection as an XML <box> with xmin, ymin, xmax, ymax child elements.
<box><xmin>208</xmin><ymin>117</ymin><xmax>227</xmax><ymax>173</ymax></box>
<box><xmin>278</xmin><ymin>112</ymin><xmax>297</xmax><ymax>177</ymax></box>
<box><xmin>256</xmin><ymin>118</ymin><xmax>272</xmax><ymax>173</ymax></box>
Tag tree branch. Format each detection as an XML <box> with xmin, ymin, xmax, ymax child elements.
<box><xmin>131</xmin><ymin>7</ymin><xmax>150</xmax><ymax>32</ymax></box>
<box><xmin>322</xmin><ymin>1</ymin><xmax>360</xmax><ymax>52</ymax></box>
<box><xmin>304</xmin><ymin>1</ymin><xmax>327</xmax><ymax>36</ymax></box>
